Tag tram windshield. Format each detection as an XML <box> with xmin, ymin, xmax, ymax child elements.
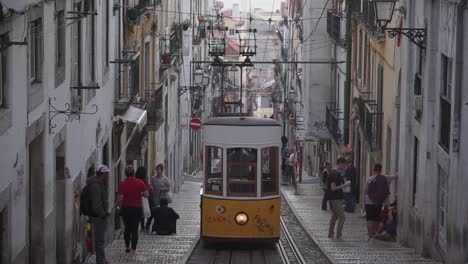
<box><xmin>227</xmin><ymin>148</ymin><xmax>257</xmax><ymax>197</ymax></box>
<box><xmin>261</xmin><ymin>147</ymin><xmax>279</xmax><ymax>196</ymax></box>
<box><xmin>205</xmin><ymin>146</ymin><xmax>223</xmax><ymax>195</ymax></box>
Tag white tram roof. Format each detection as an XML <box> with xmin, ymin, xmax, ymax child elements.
<box><xmin>203</xmin><ymin>117</ymin><xmax>282</xmax><ymax>146</ymax></box>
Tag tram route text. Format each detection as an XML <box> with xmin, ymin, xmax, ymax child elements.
<box><xmin>206</xmin><ymin>216</ymin><xmax>231</xmax><ymax>224</ymax></box>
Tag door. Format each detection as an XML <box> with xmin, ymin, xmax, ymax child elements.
<box><xmin>438</xmin><ymin>167</ymin><xmax>448</xmax><ymax>251</ymax></box>
<box><xmin>55</xmin><ymin>143</ymin><xmax>66</xmax><ymax>263</ymax></box>
<box><xmin>29</xmin><ymin>134</ymin><xmax>45</xmax><ymax>264</ymax></box>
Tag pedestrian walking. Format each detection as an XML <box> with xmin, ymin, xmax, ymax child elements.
<box><xmin>152</xmin><ymin>198</ymin><xmax>180</xmax><ymax>235</ymax></box>
<box><xmin>327</xmin><ymin>157</ymin><xmax>351</xmax><ymax>240</ymax></box>
<box><xmin>321</xmin><ymin>161</ymin><xmax>332</xmax><ymax>211</ymax></box>
<box><xmin>86</xmin><ymin>165</ymin><xmax>110</xmax><ymax>264</ymax></box>
<box><xmin>344</xmin><ymin>159</ymin><xmax>357</xmax><ymax>212</ymax></box>
<box><xmin>117</xmin><ymin>165</ymin><xmax>149</xmax><ymax>253</ymax></box>
<box><xmin>364</xmin><ymin>164</ymin><xmax>397</xmax><ymax>240</ymax></box>
<box><xmin>150</xmin><ymin>164</ymin><xmax>171</xmax><ymax>210</ymax></box>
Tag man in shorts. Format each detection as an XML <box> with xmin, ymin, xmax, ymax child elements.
<box><xmin>365</xmin><ymin>164</ymin><xmax>397</xmax><ymax>240</ymax></box>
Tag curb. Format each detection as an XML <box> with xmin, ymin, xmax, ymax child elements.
<box><xmin>281</xmin><ymin>189</ymin><xmax>338</xmax><ymax>264</ymax></box>
<box><xmin>180</xmin><ymin>234</ymin><xmax>200</xmax><ymax>264</ymax></box>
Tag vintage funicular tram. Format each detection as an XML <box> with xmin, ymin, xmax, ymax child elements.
<box><xmin>201</xmin><ymin>116</ymin><xmax>282</xmax><ymax>244</ymax></box>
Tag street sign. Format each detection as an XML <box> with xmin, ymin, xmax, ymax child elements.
<box><xmin>189</xmin><ymin>118</ymin><xmax>203</xmax><ymax>130</ymax></box>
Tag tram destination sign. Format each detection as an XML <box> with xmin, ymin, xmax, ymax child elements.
<box><xmin>189</xmin><ymin>118</ymin><xmax>203</xmax><ymax>130</ymax></box>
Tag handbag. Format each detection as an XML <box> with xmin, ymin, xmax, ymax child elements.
<box><xmin>142</xmin><ymin>197</ymin><xmax>151</xmax><ymax>218</ymax></box>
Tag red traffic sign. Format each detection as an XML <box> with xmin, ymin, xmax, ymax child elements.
<box><xmin>189</xmin><ymin>118</ymin><xmax>203</xmax><ymax>130</ymax></box>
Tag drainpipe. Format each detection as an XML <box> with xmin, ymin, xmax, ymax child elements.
<box><xmin>343</xmin><ymin>0</ymin><xmax>352</xmax><ymax>145</ymax></box>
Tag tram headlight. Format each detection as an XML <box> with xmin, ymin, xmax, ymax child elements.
<box><xmin>235</xmin><ymin>212</ymin><xmax>249</xmax><ymax>225</ymax></box>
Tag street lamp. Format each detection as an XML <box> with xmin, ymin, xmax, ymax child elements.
<box><xmin>194</xmin><ymin>65</ymin><xmax>203</xmax><ymax>85</ymax></box>
<box><xmin>370</xmin><ymin>0</ymin><xmax>427</xmax><ymax>49</ymax></box>
<box><xmin>371</xmin><ymin>0</ymin><xmax>396</xmax><ymax>28</ymax></box>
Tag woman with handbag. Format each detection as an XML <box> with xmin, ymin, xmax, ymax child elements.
<box><xmin>117</xmin><ymin>165</ymin><xmax>149</xmax><ymax>253</ymax></box>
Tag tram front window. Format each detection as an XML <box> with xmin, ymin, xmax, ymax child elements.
<box><xmin>205</xmin><ymin>146</ymin><xmax>223</xmax><ymax>195</ymax></box>
<box><xmin>227</xmin><ymin>148</ymin><xmax>257</xmax><ymax>197</ymax></box>
<box><xmin>261</xmin><ymin>147</ymin><xmax>279</xmax><ymax>196</ymax></box>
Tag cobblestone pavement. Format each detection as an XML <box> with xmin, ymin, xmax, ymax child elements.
<box><xmin>86</xmin><ymin>181</ymin><xmax>201</xmax><ymax>264</ymax></box>
<box><xmin>282</xmin><ymin>174</ymin><xmax>440</xmax><ymax>264</ymax></box>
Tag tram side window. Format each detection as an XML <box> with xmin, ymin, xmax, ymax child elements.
<box><xmin>206</xmin><ymin>146</ymin><xmax>223</xmax><ymax>195</ymax></box>
<box><xmin>227</xmin><ymin>148</ymin><xmax>257</xmax><ymax>197</ymax></box>
<box><xmin>261</xmin><ymin>147</ymin><xmax>279</xmax><ymax>196</ymax></box>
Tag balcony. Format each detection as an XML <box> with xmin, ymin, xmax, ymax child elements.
<box><xmin>357</xmin><ymin>97</ymin><xmax>382</xmax><ymax>150</ymax></box>
<box><xmin>127</xmin><ymin>0</ymin><xmax>153</xmax><ymax>21</ymax></box>
<box><xmin>160</xmin><ymin>30</ymin><xmax>183</xmax><ymax>68</ymax></box>
<box><xmin>327</xmin><ymin>10</ymin><xmax>344</xmax><ymax>45</ymax></box>
<box><xmin>145</xmin><ymin>87</ymin><xmax>164</xmax><ymax>131</ymax></box>
<box><xmin>326</xmin><ymin>103</ymin><xmax>343</xmax><ymax>144</ymax></box>
<box><xmin>351</xmin><ymin>0</ymin><xmax>382</xmax><ymax>37</ymax></box>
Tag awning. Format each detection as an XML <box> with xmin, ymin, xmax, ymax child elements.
<box><xmin>118</xmin><ymin>106</ymin><xmax>147</xmax><ymax>131</ymax></box>
<box><xmin>114</xmin><ymin>106</ymin><xmax>147</xmax><ymax>167</ymax></box>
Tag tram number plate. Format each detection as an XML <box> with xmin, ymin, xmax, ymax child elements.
<box><xmin>212</xmin><ymin>185</ymin><xmax>220</xmax><ymax>191</ymax></box>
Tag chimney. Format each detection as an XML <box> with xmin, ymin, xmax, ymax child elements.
<box><xmin>232</xmin><ymin>3</ymin><xmax>240</xmax><ymax>20</ymax></box>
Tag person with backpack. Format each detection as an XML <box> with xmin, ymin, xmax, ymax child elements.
<box><xmin>365</xmin><ymin>163</ymin><xmax>398</xmax><ymax>240</ymax></box>
<box><xmin>81</xmin><ymin>164</ymin><xmax>110</xmax><ymax>264</ymax></box>
<box><xmin>327</xmin><ymin>157</ymin><xmax>351</xmax><ymax>240</ymax></box>
<box><xmin>321</xmin><ymin>161</ymin><xmax>332</xmax><ymax>211</ymax></box>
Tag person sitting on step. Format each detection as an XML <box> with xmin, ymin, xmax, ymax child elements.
<box><xmin>152</xmin><ymin>198</ymin><xmax>179</xmax><ymax>235</ymax></box>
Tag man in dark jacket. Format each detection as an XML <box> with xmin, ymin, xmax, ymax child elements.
<box><xmin>87</xmin><ymin>165</ymin><xmax>110</xmax><ymax>264</ymax></box>
<box><xmin>152</xmin><ymin>198</ymin><xmax>179</xmax><ymax>235</ymax></box>
<box><xmin>344</xmin><ymin>159</ymin><xmax>357</xmax><ymax>212</ymax></box>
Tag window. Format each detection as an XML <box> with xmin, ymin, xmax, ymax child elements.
<box><xmin>131</xmin><ymin>57</ymin><xmax>140</xmax><ymax>96</ymax></box>
<box><xmin>0</xmin><ymin>33</ymin><xmax>8</xmax><ymax>108</ymax></box>
<box><xmin>377</xmin><ymin>65</ymin><xmax>383</xmax><ymax>112</ymax></box>
<box><xmin>412</xmin><ymin>137</ymin><xmax>419</xmax><ymax>206</ymax></box>
<box><xmin>71</xmin><ymin>4</ymin><xmax>82</xmax><ymax>109</ymax></box>
<box><xmin>227</xmin><ymin>148</ymin><xmax>257</xmax><ymax>197</ymax></box>
<box><xmin>104</xmin><ymin>0</ymin><xmax>109</xmax><ymax>68</ymax></box>
<box><xmin>261</xmin><ymin>147</ymin><xmax>279</xmax><ymax>196</ymax></box>
<box><xmin>144</xmin><ymin>42</ymin><xmax>150</xmax><ymax>90</ymax></box>
<box><xmin>205</xmin><ymin>146</ymin><xmax>223</xmax><ymax>195</ymax></box>
<box><xmin>86</xmin><ymin>0</ymin><xmax>96</xmax><ymax>101</ymax></box>
<box><xmin>357</xmin><ymin>30</ymin><xmax>362</xmax><ymax>79</ymax></box>
<box><xmin>55</xmin><ymin>9</ymin><xmax>66</xmax><ymax>86</ymax></box>
<box><xmin>439</xmin><ymin>55</ymin><xmax>452</xmax><ymax>152</ymax></box>
<box><xmin>0</xmin><ymin>209</ymin><xmax>4</xmax><ymax>264</ymax></box>
<box><xmin>30</xmin><ymin>18</ymin><xmax>43</xmax><ymax>83</ymax></box>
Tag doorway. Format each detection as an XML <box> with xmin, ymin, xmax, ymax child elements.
<box><xmin>55</xmin><ymin>142</ymin><xmax>66</xmax><ymax>263</ymax></box>
<box><xmin>29</xmin><ymin>133</ymin><xmax>44</xmax><ymax>264</ymax></box>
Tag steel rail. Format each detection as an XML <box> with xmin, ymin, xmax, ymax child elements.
<box><xmin>279</xmin><ymin>216</ymin><xmax>307</xmax><ymax>264</ymax></box>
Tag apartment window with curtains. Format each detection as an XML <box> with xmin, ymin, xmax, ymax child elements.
<box><xmin>85</xmin><ymin>0</ymin><xmax>96</xmax><ymax>101</ymax></box>
<box><xmin>30</xmin><ymin>18</ymin><xmax>43</xmax><ymax>83</ymax></box>
<box><xmin>439</xmin><ymin>55</ymin><xmax>452</xmax><ymax>152</ymax></box>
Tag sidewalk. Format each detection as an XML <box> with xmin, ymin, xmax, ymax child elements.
<box><xmin>86</xmin><ymin>181</ymin><xmax>201</xmax><ymax>264</ymax></box>
<box><xmin>282</xmin><ymin>172</ymin><xmax>440</xmax><ymax>264</ymax></box>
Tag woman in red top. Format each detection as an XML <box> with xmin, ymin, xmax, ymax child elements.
<box><xmin>117</xmin><ymin>165</ymin><xmax>149</xmax><ymax>252</ymax></box>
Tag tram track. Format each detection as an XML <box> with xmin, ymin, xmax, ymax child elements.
<box><xmin>279</xmin><ymin>216</ymin><xmax>307</xmax><ymax>264</ymax></box>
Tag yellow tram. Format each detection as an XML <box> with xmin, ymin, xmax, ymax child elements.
<box><xmin>200</xmin><ymin>116</ymin><xmax>282</xmax><ymax>244</ymax></box>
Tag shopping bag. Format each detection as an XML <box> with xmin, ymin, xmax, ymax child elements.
<box><xmin>142</xmin><ymin>197</ymin><xmax>151</xmax><ymax>218</ymax></box>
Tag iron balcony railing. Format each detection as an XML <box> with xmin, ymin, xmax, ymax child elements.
<box><xmin>326</xmin><ymin>103</ymin><xmax>343</xmax><ymax>144</ymax></box>
<box><xmin>357</xmin><ymin>97</ymin><xmax>383</xmax><ymax>150</ymax></box>
<box><xmin>351</xmin><ymin>0</ymin><xmax>382</xmax><ymax>37</ymax></box>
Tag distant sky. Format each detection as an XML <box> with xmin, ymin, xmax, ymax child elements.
<box><xmin>220</xmin><ymin>0</ymin><xmax>282</xmax><ymax>13</ymax></box>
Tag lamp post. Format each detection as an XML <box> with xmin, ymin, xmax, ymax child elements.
<box><xmin>371</xmin><ymin>0</ymin><xmax>427</xmax><ymax>49</ymax></box>
<box><xmin>194</xmin><ymin>65</ymin><xmax>203</xmax><ymax>85</ymax></box>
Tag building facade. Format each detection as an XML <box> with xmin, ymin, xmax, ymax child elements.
<box><xmin>0</xmin><ymin>0</ymin><xmax>118</xmax><ymax>263</ymax></box>
<box><xmin>397</xmin><ymin>0</ymin><xmax>468</xmax><ymax>262</ymax></box>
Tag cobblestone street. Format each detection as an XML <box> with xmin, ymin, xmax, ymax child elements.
<box><xmin>281</xmin><ymin>174</ymin><xmax>440</xmax><ymax>264</ymax></box>
<box><xmin>85</xmin><ymin>181</ymin><xmax>201</xmax><ymax>264</ymax></box>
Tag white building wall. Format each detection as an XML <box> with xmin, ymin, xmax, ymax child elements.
<box><xmin>0</xmin><ymin>0</ymin><xmax>117</xmax><ymax>262</ymax></box>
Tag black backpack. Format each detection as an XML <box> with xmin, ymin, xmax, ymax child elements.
<box><xmin>80</xmin><ymin>182</ymin><xmax>98</xmax><ymax>217</ymax></box>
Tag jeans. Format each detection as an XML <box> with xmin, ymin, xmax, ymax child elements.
<box><xmin>92</xmin><ymin>218</ymin><xmax>107</xmax><ymax>264</ymax></box>
<box><xmin>321</xmin><ymin>189</ymin><xmax>329</xmax><ymax>210</ymax></box>
<box><xmin>344</xmin><ymin>192</ymin><xmax>355</xmax><ymax>212</ymax></box>
<box><xmin>329</xmin><ymin>200</ymin><xmax>345</xmax><ymax>238</ymax></box>
<box><xmin>121</xmin><ymin>206</ymin><xmax>143</xmax><ymax>250</ymax></box>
